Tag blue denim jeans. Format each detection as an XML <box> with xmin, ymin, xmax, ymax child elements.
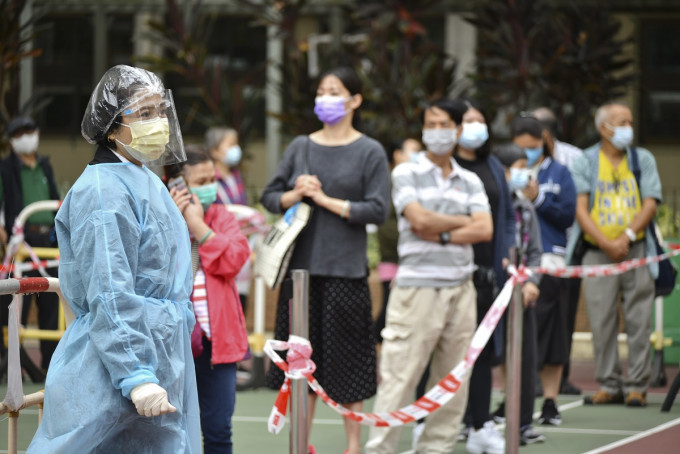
<box><xmin>195</xmin><ymin>337</ymin><xmax>237</xmax><ymax>454</ymax></box>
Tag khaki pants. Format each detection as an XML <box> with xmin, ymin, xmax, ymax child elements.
<box><xmin>583</xmin><ymin>241</ymin><xmax>654</xmax><ymax>394</ymax></box>
<box><xmin>365</xmin><ymin>281</ymin><xmax>477</xmax><ymax>454</ymax></box>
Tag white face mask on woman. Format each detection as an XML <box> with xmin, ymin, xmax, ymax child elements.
<box><xmin>422</xmin><ymin>128</ymin><xmax>458</xmax><ymax>155</ymax></box>
<box><xmin>10</xmin><ymin>132</ymin><xmax>39</xmax><ymax>155</ymax></box>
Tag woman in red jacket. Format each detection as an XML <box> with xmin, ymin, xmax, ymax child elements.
<box><xmin>166</xmin><ymin>146</ymin><xmax>250</xmax><ymax>454</ymax></box>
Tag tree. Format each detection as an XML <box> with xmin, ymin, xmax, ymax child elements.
<box><xmin>349</xmin><ymin>0</ymin><xmax>461</xmax><ymax>148</ymax></box>
<box><xmin>135</xmin><ymin>0</ymin><xmax>266</xmax><ymax>139</ymax></box>
<box><xmin>468</xmin><ymin>0</ymin><xmax>634</xmax><ymax>146</ymax></box>
<box><xmin>237</xmin><ymin>0</ymin><xmax>461</xmax><ymax>147</ymax></box>
<box><xmin>0</xmin><ymin>0</ymin><xmax>42</xmax><ymax>155</ymax></box>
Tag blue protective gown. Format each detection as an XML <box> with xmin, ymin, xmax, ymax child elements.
<box><xmin>28</xmin><ymin>159</ymin><xmax>201</xmax><ymax>453</ymax></box>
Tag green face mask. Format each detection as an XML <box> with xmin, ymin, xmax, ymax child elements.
<box><xmin>190</xmin><ymin>182</ymin><xmax>218</xmax><ymax>211</ymax></box>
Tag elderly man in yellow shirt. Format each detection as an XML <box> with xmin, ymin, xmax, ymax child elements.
<box><xmin>566</xmin><ymin>102</ymin><xmax>661</xmax><ymax>408</ymax></box>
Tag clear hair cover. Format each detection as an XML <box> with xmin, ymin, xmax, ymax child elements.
<box><xmin>81</xmin><ymin>65</ymin><xmax>186</xmax><ymax>165</ymax></box>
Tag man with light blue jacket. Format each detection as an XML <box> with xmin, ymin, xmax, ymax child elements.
<box><xmin>565</xmin><ymin>102</ymin><xmax>661</xmax><ymax>408</ymax></box>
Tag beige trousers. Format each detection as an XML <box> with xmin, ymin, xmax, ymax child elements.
<box><xmin>365</xmin><ymin>281</ymin><xmax>477</xmax><ymax>454</ymax></box>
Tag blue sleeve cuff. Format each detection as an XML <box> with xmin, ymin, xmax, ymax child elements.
<box><xmin>533</xmin><ymin>190</ymin><xmax>546</xmax><ymax>209</ymax></box>
<box><xmin>120</xmin><ymin>369</ymin><xmax>159</xmax><ymax>399</ymax></box>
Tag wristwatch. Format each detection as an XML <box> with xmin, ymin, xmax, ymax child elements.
<box><xmin>625</xmin><ymin>227</ymin><xmax>636</xmax><ymax>243</ymax></box>
<box><xmin>440</xmin><ymin>231</ymin><xmax>451</xmax><ymax>245</ymax></box>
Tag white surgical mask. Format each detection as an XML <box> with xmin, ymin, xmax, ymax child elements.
<box><xmin>508</xmin><ymin>167</ymin><xmax>530</xmax><ymax>191</ymax></box>
<box><xmin>10</xmin><ymin>132</ymin><xmax>39</xmax><ymax>155</ymax></box>
<box><xmin>222</xmin><ymin>145</ymin><xmax>242</xmax><ymax>167</ymax></box>
<box><xmin>459</xmin><ymin>122</ymin><xmax>489</xmax><ymax>150</ymax></box>
<box><xmin>422</xmin><ymin>128</ymin><xmax>458</xmax><ymax>155</ymax></box>
<box><xmin>606</xmin><ymin>124</ymin><xmax>633</xmax><ymax>150</ymax></box>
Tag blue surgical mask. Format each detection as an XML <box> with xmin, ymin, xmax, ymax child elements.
<box><xmin>508</xmin><ymin>167</ymin><xmax>530</xmax><ymax>191</ymax></box>
<box><xmin>459</xmin><ymin>122</ymin><xmax>489</xmax><ymax>150</ymax></box>
<box><xmin>524</xmin><ymin>147</ymin><xmax>543</xmax><ymax>167</ymax></box>
<box><xmin>191</xmin><ymin>182</ymin><xmax>218</xmax><ymax>211</ymax></box>
<box><xmin>222</xmin><ymin>145</ymin><xmax>242</xmax><ymax>166</ymax></box>
<box><xmin>606</xmin><ymin>124</ymin><xmax>633</xmax><ymax>150</ymax></box>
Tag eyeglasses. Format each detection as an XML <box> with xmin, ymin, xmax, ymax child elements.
<box><xmin>518</xmin><ymin>111</ymin><xmax>537</xmax><ymax>119</ymax></box>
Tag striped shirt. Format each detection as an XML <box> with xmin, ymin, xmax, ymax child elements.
<box><xmin>392</xmin><ymin>153</ymin><xmax>490</xmax><ymax>287</ymax></box>
<box><xmin>191</xmin><ymin>268</ymin><xmax>211</xmax><ymax>340</ymax></box>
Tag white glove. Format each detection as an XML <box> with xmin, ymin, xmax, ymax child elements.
<box><xmin>130</xmin><ymin>383</ymin><xmax>177</xmax><ymax>417</ymax></box>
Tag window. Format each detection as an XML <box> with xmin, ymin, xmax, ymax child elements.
<box><xmin>33</xmin><ymin>13</ymin><xmax>93</xmax><ymax>135</ymax></box>
<box><xmin>639</xmin><ymin>18</ymin><xmax>680</xmax><ymax>144</ymax></box>
<box><xmin>167</xmin><ymin>14</ymin><xmax>267</xmax><ymax>137</ymax></box>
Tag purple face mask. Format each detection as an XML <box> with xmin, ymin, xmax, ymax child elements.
<box><xmin>314</xmin><ymin>95</ymin><xmax>350</xmax><ymax>125</ymax></box>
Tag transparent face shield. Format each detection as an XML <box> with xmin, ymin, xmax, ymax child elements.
<box><xmin>116</xmin><ymin>89</ymin><xmax>186</xmax><ymax>166</ymax></box>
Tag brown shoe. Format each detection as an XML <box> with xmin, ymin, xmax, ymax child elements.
<box><xmin>625</xmin><ymin>391</ymin><xmax>647</xmax><ymax>407</ymax></box>
<box><xmin>583</xmin><ymin>390</ymin><xmax>624</xmax><ymax>404</ymax></box>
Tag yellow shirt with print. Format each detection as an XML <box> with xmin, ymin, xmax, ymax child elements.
<box><xmin>585</xmin><ymin>150</ymin><xmax>645</xmax><ymax>244</ymax></box>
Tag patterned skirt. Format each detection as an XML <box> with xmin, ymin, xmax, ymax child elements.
<box><xmin>266</xmin><ymin>276</ymin><xmax>377</xmax><ymax>403</ymax></box>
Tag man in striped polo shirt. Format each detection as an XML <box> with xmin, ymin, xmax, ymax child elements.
<box><xmin>366</xmin><ymin>98</ymin><xmax>493</xmax><ymax>454</ymax></box>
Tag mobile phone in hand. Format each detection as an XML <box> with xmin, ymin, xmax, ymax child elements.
<box><xmin>168</xmin><ymin>176</ymin><xmax>193</xmax><ymax>203</ymax></box>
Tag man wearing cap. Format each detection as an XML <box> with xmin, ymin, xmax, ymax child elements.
<box><xmin>0</xmin><ymin>116</ymin><xmax>60</xmax><ymax>375</ymax></box>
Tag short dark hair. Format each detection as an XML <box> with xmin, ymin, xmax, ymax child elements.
<box><xmin>420</xmin><ymin>98</ymin><xmax>467</xmax><ymax>126</ymax></box>
<box><xmin>510</xmin><ymin>115</ymin><xmax>543</xmax><ymax>139</ymax></box>
<box><xmin>510</xmin><ymin>115</ymin><xmax>551</xmax><ymax>158</ymax></box>
<box><xmin>164</xmin><ymin>144</ymin><xmax>212</xmax><ymax>183</ymax></box>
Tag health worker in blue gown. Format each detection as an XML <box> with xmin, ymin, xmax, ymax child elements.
<box><xmin>27</xmin><ymin>65</ymin><xmax>201</xmax><ymax>453</ymax></box>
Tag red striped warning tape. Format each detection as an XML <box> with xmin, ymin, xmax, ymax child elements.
<box><xmin>265</xmin><ymin>272</ymin><xmax>519</xmax><ymax>434</ymax></box>
<box><xmin>0</xmin><ymin>259</ymin><xmax>60</xmax><ymax>274</ymax></box>
<box><xmin>526</xmin><ymin>242</ymin><xmax>680</xmax><ymax>279</ymax></box>
<box><xmin>265</xmin><ymin>244</ymin><xmax>680</xmax><ymax>432</ymax></box>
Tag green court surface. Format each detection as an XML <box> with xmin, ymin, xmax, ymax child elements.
<box><xmin>1</xmin><ymin>384</ymin><xmax>679</xmax><ymax>453</ymax></box>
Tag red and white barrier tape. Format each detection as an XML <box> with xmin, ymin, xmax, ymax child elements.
<box><xmin>525</xmin><ymin>242</ymin><xmax>680</xmax><ymax>279</ymax></box>
<box><xmin>264</xmin><ymin>244</ymin><xmax>680</xmax><ymax>433</ymax></box>
<box><xmin>0</xmin><ymin>259</ymin><xmax>60</xmax><ymax>275</ymax></box>
<box><xmin>264</xmin><ymin>272</ymin><xmax>521</xmax><ymax>434</ymax></box>
<box><xmin>0</xmin><ymin>230</ymin><xmax>56</xmax><ymax>280</ymax></box>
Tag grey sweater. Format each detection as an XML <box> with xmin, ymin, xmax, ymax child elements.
<box><xmin>260</xmin><ymin>134</ymin><xmax>390</xmax><ymax>278</ymax></box>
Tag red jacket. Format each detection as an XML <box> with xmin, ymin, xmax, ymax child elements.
<box><xmin>195</xmin><ymin>204</ymin><xmax>251</xmax><ymax>364</ymax></box>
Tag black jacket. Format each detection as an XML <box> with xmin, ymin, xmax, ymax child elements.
<box><xmin>0</xmin><ymin>152</ymin><xmax>60</xmax><ymax>232</ymax></box>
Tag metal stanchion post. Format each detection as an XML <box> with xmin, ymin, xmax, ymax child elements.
<box><xmin>505</xmin><ymin>248</ymin><xmax>522</xmax><ymax>454</ymax></box>
<box><xmin>290</xmin><ymin>270</ymin><xmax>309</xmax><ymax>454</ymax></box>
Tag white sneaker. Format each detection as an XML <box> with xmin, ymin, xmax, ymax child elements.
<box><xmin>412</xmin><ymin>421</ymin><xmax>425</xmax><ymax>450</ymax></box>
<box><xmin>466</xmin><ymin>420</ymin><xmax>505</xmax><ymax>454</ymax></box>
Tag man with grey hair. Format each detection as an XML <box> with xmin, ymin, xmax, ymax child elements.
<box><xmin>532</xmin><ymin>107</ymin><xmax>582</xmax><ymax>171</ymax></box>
<box><xmin>566</xmin><ymin>102</ymin><xmax>661</xmax><ymax>407</ymax></box>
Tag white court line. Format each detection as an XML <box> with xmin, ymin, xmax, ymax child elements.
<box><xmin>234</xmin><ymin>415</ymin><xmax>343</xmax><ymax>425</ymax></box>
<box><xmin>580</xmin><ymin>416</ymin><xmax>680</xmax><ymax>454</ymax></box>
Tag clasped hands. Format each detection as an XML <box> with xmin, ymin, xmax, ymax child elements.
<box><xmin>599</xmin><ymin>234</ymin><xmax>630</xmax><ymax>263</ymax></box>
<box><xmin>294</xmin><ymin>174</ymin><xmax>326</xmax><ymax>204</ymax></box>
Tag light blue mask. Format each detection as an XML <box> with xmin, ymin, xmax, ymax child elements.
<box><xmin>524</xmin><ymin>147</ymin><xmax>543</xmax><ymax>167</ymax></box>
<box><xmin>459</xmin><ymin>122</ymin><xmax>489</xmax><ymax>150</ymax></box>
<box><xmin>222</xmin><ymin>145</ymin><xmax>242</xmax><ymax>166</ymax></box>
<box><xmin>508</xmin><ymin>167</ymin><xmax>530</xmax><ymax>191</ymax></box>
<box><xmin>607</xmin><ymin>125</ymin><xmax>633</xmax><ymax>150</ymax></box>
<box><xmin>191</xmin><ymin>182</ymin><xmax>218</xmax><ymax>211</ymax></box>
